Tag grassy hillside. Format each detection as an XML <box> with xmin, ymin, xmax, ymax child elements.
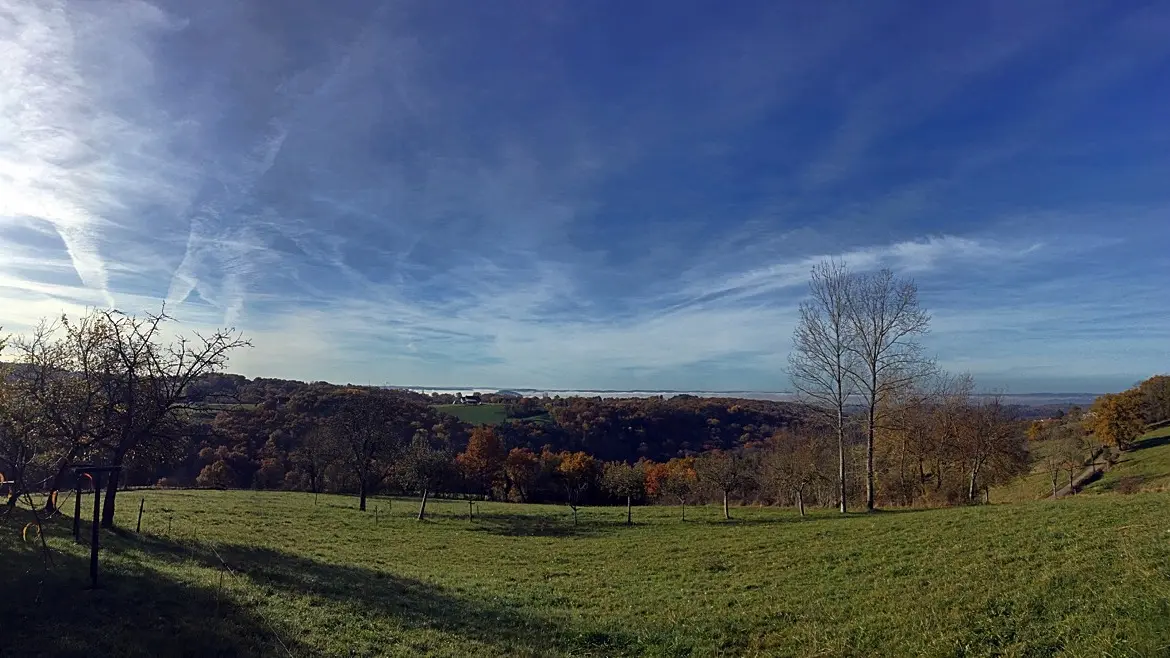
<box><xmin>1085</xmin><ymin>425</ymin><xmax>1170</xmax><ymax>494</ymax></box>
<box><xmin>990</xmin><ymin>437</ymin><xmax>1065</xmax><ymax>503</ymax></box>
<box><xmin>432</xmin><ymin>403</ymin><xmax>510</xmax><ymax>425</ymax></box>
<box><xmin>4</xmin><ymin>490</ymin><xmax>1170</xmax><ymax>656</ymax></box>
<box><xmin>432</xmin><ymin>403</ymin><xmax>552</xmax><ymax>426</ymax></box>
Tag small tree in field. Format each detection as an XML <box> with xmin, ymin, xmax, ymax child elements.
<box><xmin>602</xmin><ymin>460</ymin><xmax>646</xmax><ymax>525</ymax></box>
<box><xmin>556</xmin><ymin>451</ymin><xmax>598</xmax><ymax>525</ymax></box>
<box><xmin>761</xmin><ymin>430</ymin><xmax>828</xmax><ymax>517</ymax></box>
<box><xmin>695</xmin><ymin>449</ymin><xmax>753</xmax><ymax>520</ymax></box>
<box><xmin>1054</xmin><ymin>431</ymin><xmax>1089</xmax><ymax>495</ymax></box>
<box><xmin>646</xmin><ymin>457</ymin><xmax>697</xmax><ymax>521</ymax></box>
<box><xmin>324</xmin><ymin>389</ymin><xmax>409</xmax><ymax>512</ymax></box>
<box><xmin>400</xmin><ymin>435</ymin><xmax>453</xmax><ymax>521</ymax></box>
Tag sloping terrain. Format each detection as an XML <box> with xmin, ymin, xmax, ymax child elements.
<box><xmin>4</xmin><ymin>490</ymin><xmax>1170</xmax><ymax>656</ymax></box>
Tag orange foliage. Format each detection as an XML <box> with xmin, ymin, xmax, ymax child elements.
<box><xmin>644</xmin><ymin>457</ymin><xmax>696</xmax><ymax>499</ymax></box>
<box><xmin>456</xmin><ymin>426</ymin><xmax>506</xmax><ymax>493</ymax></box>
<box><xmin>504</xmin><ymin>447</ymin><xmax>540</xmax><ymax>501</ymax></box>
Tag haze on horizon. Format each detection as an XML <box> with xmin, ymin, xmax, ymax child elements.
<box><xmin>2</xmin><ymin>0</ymin><xmax>1168</xmax><ymax>394</ymax></box>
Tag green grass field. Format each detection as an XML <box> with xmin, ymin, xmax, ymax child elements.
<box><xmin>992</xmin><ymin>426</ymin><xmax>1170</xmax><ymax>502</ymax></box>
<box><xmin>433</xmin><ymin>403</ymin><xmax>510</xmax><ymax>425</ymax></box>
<box><xmin>1086</xmin><ymin>425</ymin><xmax>1170</xmax><ymax>494</ymax></box>
<box><xmin>990</xmin><ymin>437</ymin><xmax>1066</xmax><ymax>503</ymax></box>
<box><xmin>4</xmin><ymin>490</ymin><xmax>1170</xmax><ymax>657</ymax></box>
<box><xmin>432</xmin><ymin>403</ymin><xmax>552</xmax><ymax>426</ymax></box>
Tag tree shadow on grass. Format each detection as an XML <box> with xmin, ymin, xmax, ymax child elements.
<box><xmin>1</xmin><ymin>521</ymin><xmax>307</xmax><ymax>657</ymax></box>
<box><xmin>1129</xmin><ymin>434</ymin><xmax>1170</xmax><ymax>452</ymax></box>
<box><xmin>464</xmin><ymin>511</ymin><xmax>606</xmax><ymax>538</ymax></box>
<box><xmin>691</xmin><ymin>506</ymin><xmax>949</xmax><ymax>527</ymax></box>
<box><xmin>108</xmin><ymin>531</ymin><xmax>637</xmax><ymax>656</ymax></box>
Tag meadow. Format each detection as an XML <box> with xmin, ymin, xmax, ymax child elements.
<box><xmin>1085</xmin><ymin>425</ymin><xmax>1170</xmax><ymax>494</ymax></box>
<box><xmin>4</xmin><ymin>489</ymin><xmax>1170</xmax><ymax>657</ymax></box>
<box><xmin>432</xmin><ymin>403</ymin><xmax>511</xmax><ymax>426</ymax></box>
<box><xmin>432</xmin><ymin>402</ymin><xmax>554</xmax><ymax>426</ymax></box>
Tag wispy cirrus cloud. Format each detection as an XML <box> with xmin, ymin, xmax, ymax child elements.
<box><xmin>2</xmin><ymin>0</ymin><xmax>1169</xmax><ymax>392</ymax></box>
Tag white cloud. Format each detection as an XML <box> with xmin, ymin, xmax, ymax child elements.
<box><xmin>0</xmin><ymin>0</ymin><xmax>196</xmax><ymax>308</ymax></box>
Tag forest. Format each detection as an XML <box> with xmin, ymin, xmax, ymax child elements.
<box><xmin>2</xmin><ymin>266</ymin><xmax>1168</xmax><ymax>529</ymax></box>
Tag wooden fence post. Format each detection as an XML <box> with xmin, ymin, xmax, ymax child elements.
<box><xmin>73</xmin><ymin>479</ymin><xmax>82</xmax><ymax>542</ymax></box>
<box><xmin>89</xmin><ymin>472</ymin><xmax>102</xmax><ymax>588</ymax></box>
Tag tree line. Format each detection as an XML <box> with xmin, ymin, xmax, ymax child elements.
<box><xmin>5</xmin><ymin>260</ymin><xmax>1162</xmax><ymax>526</ymax></box>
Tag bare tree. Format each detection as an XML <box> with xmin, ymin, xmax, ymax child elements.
<box><xmin>695</xmin><ymin>449</ymin><xmax>752</xmax><ymax>520</ymax></box>
<box><xmin>958</xmin><ymin>395</ymin><xmax>1027</xmax><ymax>502</ymax></box>
<box><xmin>7</xmin><ymin>316</ymin><xmax>118</xmax><ymax>511</ymax></box>
<box><xmin>760</xmin><ymin>429</ymin><xmax>829</xmax><ymax>516</ymax></box>
<box><xmin>789</xmin><ymin>260</ymin><xmax>859</xmax><ymax>513</ymax></box>
<box><xmin>926</xmin><ymin>373</ymin><xmax>975</xmax><ymax>499</ymax></box>
<box><xmin>94</xmin><ymin>309</ymin><xmax>249</xmax><ymax>527</ymax></box>
<box><xmin>399</xmin><ymin>433</ymin><xmax>453</xmax><ymax>521</ymax></box>
<box><xmin>844</xmin><ymin>269</ymin><xmax>932</xmax><ymax>511</ymax></box>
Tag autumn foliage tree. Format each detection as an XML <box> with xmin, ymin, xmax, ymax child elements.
<box><xmin>455</xmin><ymin>426</ymin><xmax>506</xmax><ymax>499</ymax></box>
<box><xmin>646</xmin><ymin>457</ymin><xmax>697</xmax><ymax>520</ymax></box>
<box><xmin>1089</xmin><ymin>390</ymin><xmax>1146</xmax><ymax>450</ymax></box>
<box><xmin>504</xmin><ymin>447</ymin><xmax>540</xmax><ymax>502</ymax></box>
<box><xmin>196</xmin><ymin>460</ymin><xmax>235</xmax><ymax>489</ymax></box>
<box><xmin>555</xmin><ymin>451</ymin><xmax>598</xmax><ymax>525</ymax></box>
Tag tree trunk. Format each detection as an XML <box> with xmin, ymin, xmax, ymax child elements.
<box><xmin>837</xmin><ymin>407</ymin><xmax>847</xmax><ymax>513</ymax></box>
<box><xmin>797</xmin><ymin>489</ymin><xmax>805</xmax><ymax>517</ymax></box>
<box><xmin>967</xmin><ymin>461</ymin><xmax>981</xmax><ymax>503</ymax></box>
<box><xmin>865</xmin><ymin>395</ymin><xmax>876</xmax><ymax>511</ymax></box>
<box><xmin>571</xmin><ymin>505</ymin><xmax>578</xmax><ymax>525</ymax></box>
<box><xmin>680</xmin><ymin>503</ymin><xmax>685</xmax><ymax>521</ymax></box>
<box><xmin>1068</xmin><ymin>468</ymin><xmax>1075</xmax><ymax>495</ymax></box>
<box><xmin>43</xmin><ymin>458</ymin><xmax>73</xmax><ymax>513</ymax></box>
<box><xmin>100</xmin><ymin>467</ymin><xmax>122</xmax><ymax>529</ymax></box>
<box><xmin>468</xmin><ymin>499</ymin><xmax>474</xmax><ymax>521</ymax></box>
<box><xmin>625</xmin><ymin>495</ymin><xmax>632</xmax><ymax>526</ymax></box>
<box><xmin>359</xmin><ymin>482</ymin><xmax>368</xmax><ymax>512</ymax></box>
<box><xmin>899</xmin><ymin>438</ymin><xmax>910</xmax><ymax>506</ymax></box>
<box><xmin>417</xmin><ymin>488</ymin><xmax>429</xmax><ymax>521</ymax></box>
<box><xmin>722</xmin><ymin>491</ymin><xmax>730</xmax><ymax>520</ymax></box>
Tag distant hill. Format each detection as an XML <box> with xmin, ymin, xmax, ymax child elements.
<box><xmin>400</xmin><ymin>386</ymin><xmax>1099</xmax><ymax>408</ymax></box>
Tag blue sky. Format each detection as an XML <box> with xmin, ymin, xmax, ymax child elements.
<box><xmin>1</xmin><ymin>0</ymin><xmax>1168</xmax><ymax>393</ymax></box>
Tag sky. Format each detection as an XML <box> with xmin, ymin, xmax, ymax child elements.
<box><xmin>1</xmin><ymin>0</ymin><xmax>1168</xmax><ymax>393</ymax></box>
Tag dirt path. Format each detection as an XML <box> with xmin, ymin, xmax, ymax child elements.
<box><xmin>1054</xmin><ymin>447</ymin><xmax>1116</xmax><ymax>497</ymax></box>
